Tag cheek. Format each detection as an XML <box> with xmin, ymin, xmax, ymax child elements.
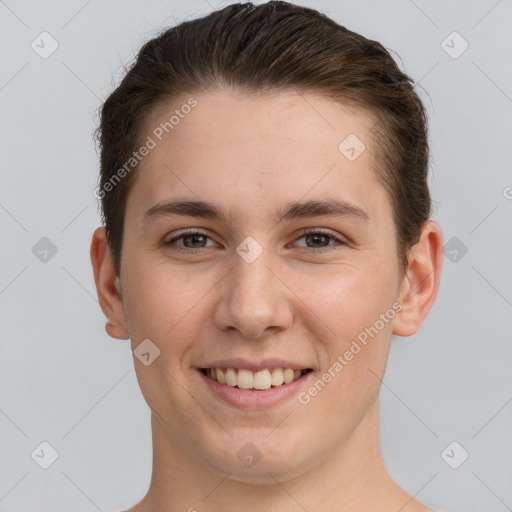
<box><xmin>301</xmin><ymin>279</ymin><xmax>393</xmax><ymax>429</ymax></box>
<box><xmin>299</xmin><ymin>261</ymin><xmax>398</xmax><ymax>344</ymax></box>
<box><xmin>122</xmin><ymin>255</ymin><xmax>214</xmax><ymax>339</ymax></box>
<box><xmin>297</xmin><ymin>262</ymin><xmax>397</xmax><ymax>414</ymax></box>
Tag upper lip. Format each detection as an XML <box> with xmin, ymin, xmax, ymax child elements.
<box><xmin>197</xmin><ymin>358</ymin><xmax>313</xmax><ymax>372</ymax></box>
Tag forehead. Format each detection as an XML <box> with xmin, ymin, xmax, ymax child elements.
<box><xmin>126</xmin><ymin>88</ymin><xmax>387</xmax><ymax>223</ymax></box>
<box><xmin>143</xmin><ymin>88</ymin><xmax>374</xmax><ymax>158</ymax></box>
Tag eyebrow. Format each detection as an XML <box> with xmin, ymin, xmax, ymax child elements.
<box><xmin>143</xmin><ymin>198</ymin><xmax>370</xmax><ymax>224</ymax></box>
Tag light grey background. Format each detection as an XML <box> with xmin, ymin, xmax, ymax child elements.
<box><xmin>1</xmin><ymin>0</ymin><xmax>511</xmax><ymax>511</ymax></box>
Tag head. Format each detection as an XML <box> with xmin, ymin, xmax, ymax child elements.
<box><xmin>91</xmin><ymin>1</ymin><xmax>442</xmax><ymax>483</ymax></box>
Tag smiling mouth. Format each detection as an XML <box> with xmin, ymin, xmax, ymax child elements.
<box><xmin>199</xmin><ymin>367</ymin><xmax>313</xmax><ymax>391</ymax></box>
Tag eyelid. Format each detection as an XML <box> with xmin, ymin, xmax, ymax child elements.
<box><xmin>165</xmin><ymin>227</ymin><xmax>347</xmax><ymax>252</ymax></box>
<box><xmin>165</xmin><ymin>228</ymin><xmax>216</xmax><ymax>246</ymax></box>
<box><xmin>290</xmin><ymin>228</ymin><xmax>347</xmax><ymax>251</ymax></box>
<box><xmin>294</xmin><ymin>227</ymin><xmax>346</xmax><ymax>242</ymax></box>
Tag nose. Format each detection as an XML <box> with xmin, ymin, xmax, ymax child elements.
<box><xmin>212</xmin><ymin>245</ymin><xmax>294</xmax><ymax>341</ymax></box>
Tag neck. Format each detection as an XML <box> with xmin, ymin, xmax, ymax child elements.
<box><xmin>130</xmin><ymin>398</ymin><xmax>427</xmax><ymax>512</ymax></box>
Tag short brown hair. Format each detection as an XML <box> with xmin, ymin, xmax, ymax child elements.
<box><xmin>95</xmin><ymin>0</ymin><xmax>431</xmax><ymax>277</ymax></box>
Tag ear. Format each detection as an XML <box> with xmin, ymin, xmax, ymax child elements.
<box><xmin>90</xmin><ymin>227</ymin><xmax>129</xmax><ymax>340</ymax></box>
<box><xmin>393</xmin><ymin>220</ymin><xmax>443</xmax><ymax>337</ymax></box>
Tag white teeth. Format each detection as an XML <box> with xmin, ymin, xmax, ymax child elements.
<box><xmin>271</xmin><ymin>367</ymin><xmax>284</xmax><ymax>386</ymax></box>
<box><xmin>204</xmin><ymin>367</ymin><xmax>307</xmax><ymax>390</ymax></box>
<box><xmin>225</xmin><ymin>368</ymin><xmax>237</xmax><ymax>387</ymax></box>
<box><xmin>237</xmin><ymin>369</ymin><xmax>254</xmax><ymax>389</ymax></box>
<box><xmin>283</xmin><ymin>368</ymin><xmax>294</xmax><ymax>384</ymax></box>
<box><xmin>216</xmin><ymin>368</ymin><xmax>226</xmax><ymax>384</ymax></box>
<box><xmin>253</xmin><ymin>369</ymin><xmax>272</xmax><ymax>390</ymax></box>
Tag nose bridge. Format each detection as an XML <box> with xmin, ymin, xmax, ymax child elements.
<box><xmin>214</xmin><ymin>240</ymin><xmax>292</xmax><ymax>339</ymax></box>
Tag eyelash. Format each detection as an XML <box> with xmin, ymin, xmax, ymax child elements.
<box><xmin>164</xmin><ymin>228</ymin><xmax>346</xmax><ymax>254</ymax></box>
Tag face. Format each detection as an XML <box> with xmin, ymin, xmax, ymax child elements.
<box><xmin>115</xmin><ymin>89</ymin><xmax>408</xmax><ymax>481</ymax></box>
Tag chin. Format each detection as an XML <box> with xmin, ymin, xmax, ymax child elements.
<box><xmin>213</xmin><ymin>458</ymin><xmax>309</xmax><ymax>485</ymax></box>
<box><xmin>199</xmin><ymin>432</ymin><xmax>318</xmax><ymax>484</ymax></box>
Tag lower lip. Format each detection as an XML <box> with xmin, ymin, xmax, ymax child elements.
<box><xmin>198</xmin><ymin>370</ymin><xmax>312</xmax><ymax>409</ymax></box>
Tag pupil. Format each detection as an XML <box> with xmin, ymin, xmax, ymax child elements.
<box><xmin>307</xmin><ymin>234</ymin><xmax>328</xmax><ymax>247</ymax></box>
<box><xmin>185</xmin><ymin>234</ymin><xmax>206</xmax><ymax>248</ymax></box>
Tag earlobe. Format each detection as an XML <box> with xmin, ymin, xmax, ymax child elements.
<box><xmin>392</xmin><ymin>220</ymin><xmax>443</xmax><ymax>337</ymax></box>
<box><xmin>90</xmin><ymin>227</ymin><xmax>130</xmax><ymax>340</ymax></box>
<box><xmin>105</xmin><ymin>319</ymin><xmax>128</xmax><ymax>339</ymax></box>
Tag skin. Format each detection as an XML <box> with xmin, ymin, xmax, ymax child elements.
<box><xmin>91</xmin><ymin>88</ymin><xmax>443</xmax><ymax>512</ymax></box>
